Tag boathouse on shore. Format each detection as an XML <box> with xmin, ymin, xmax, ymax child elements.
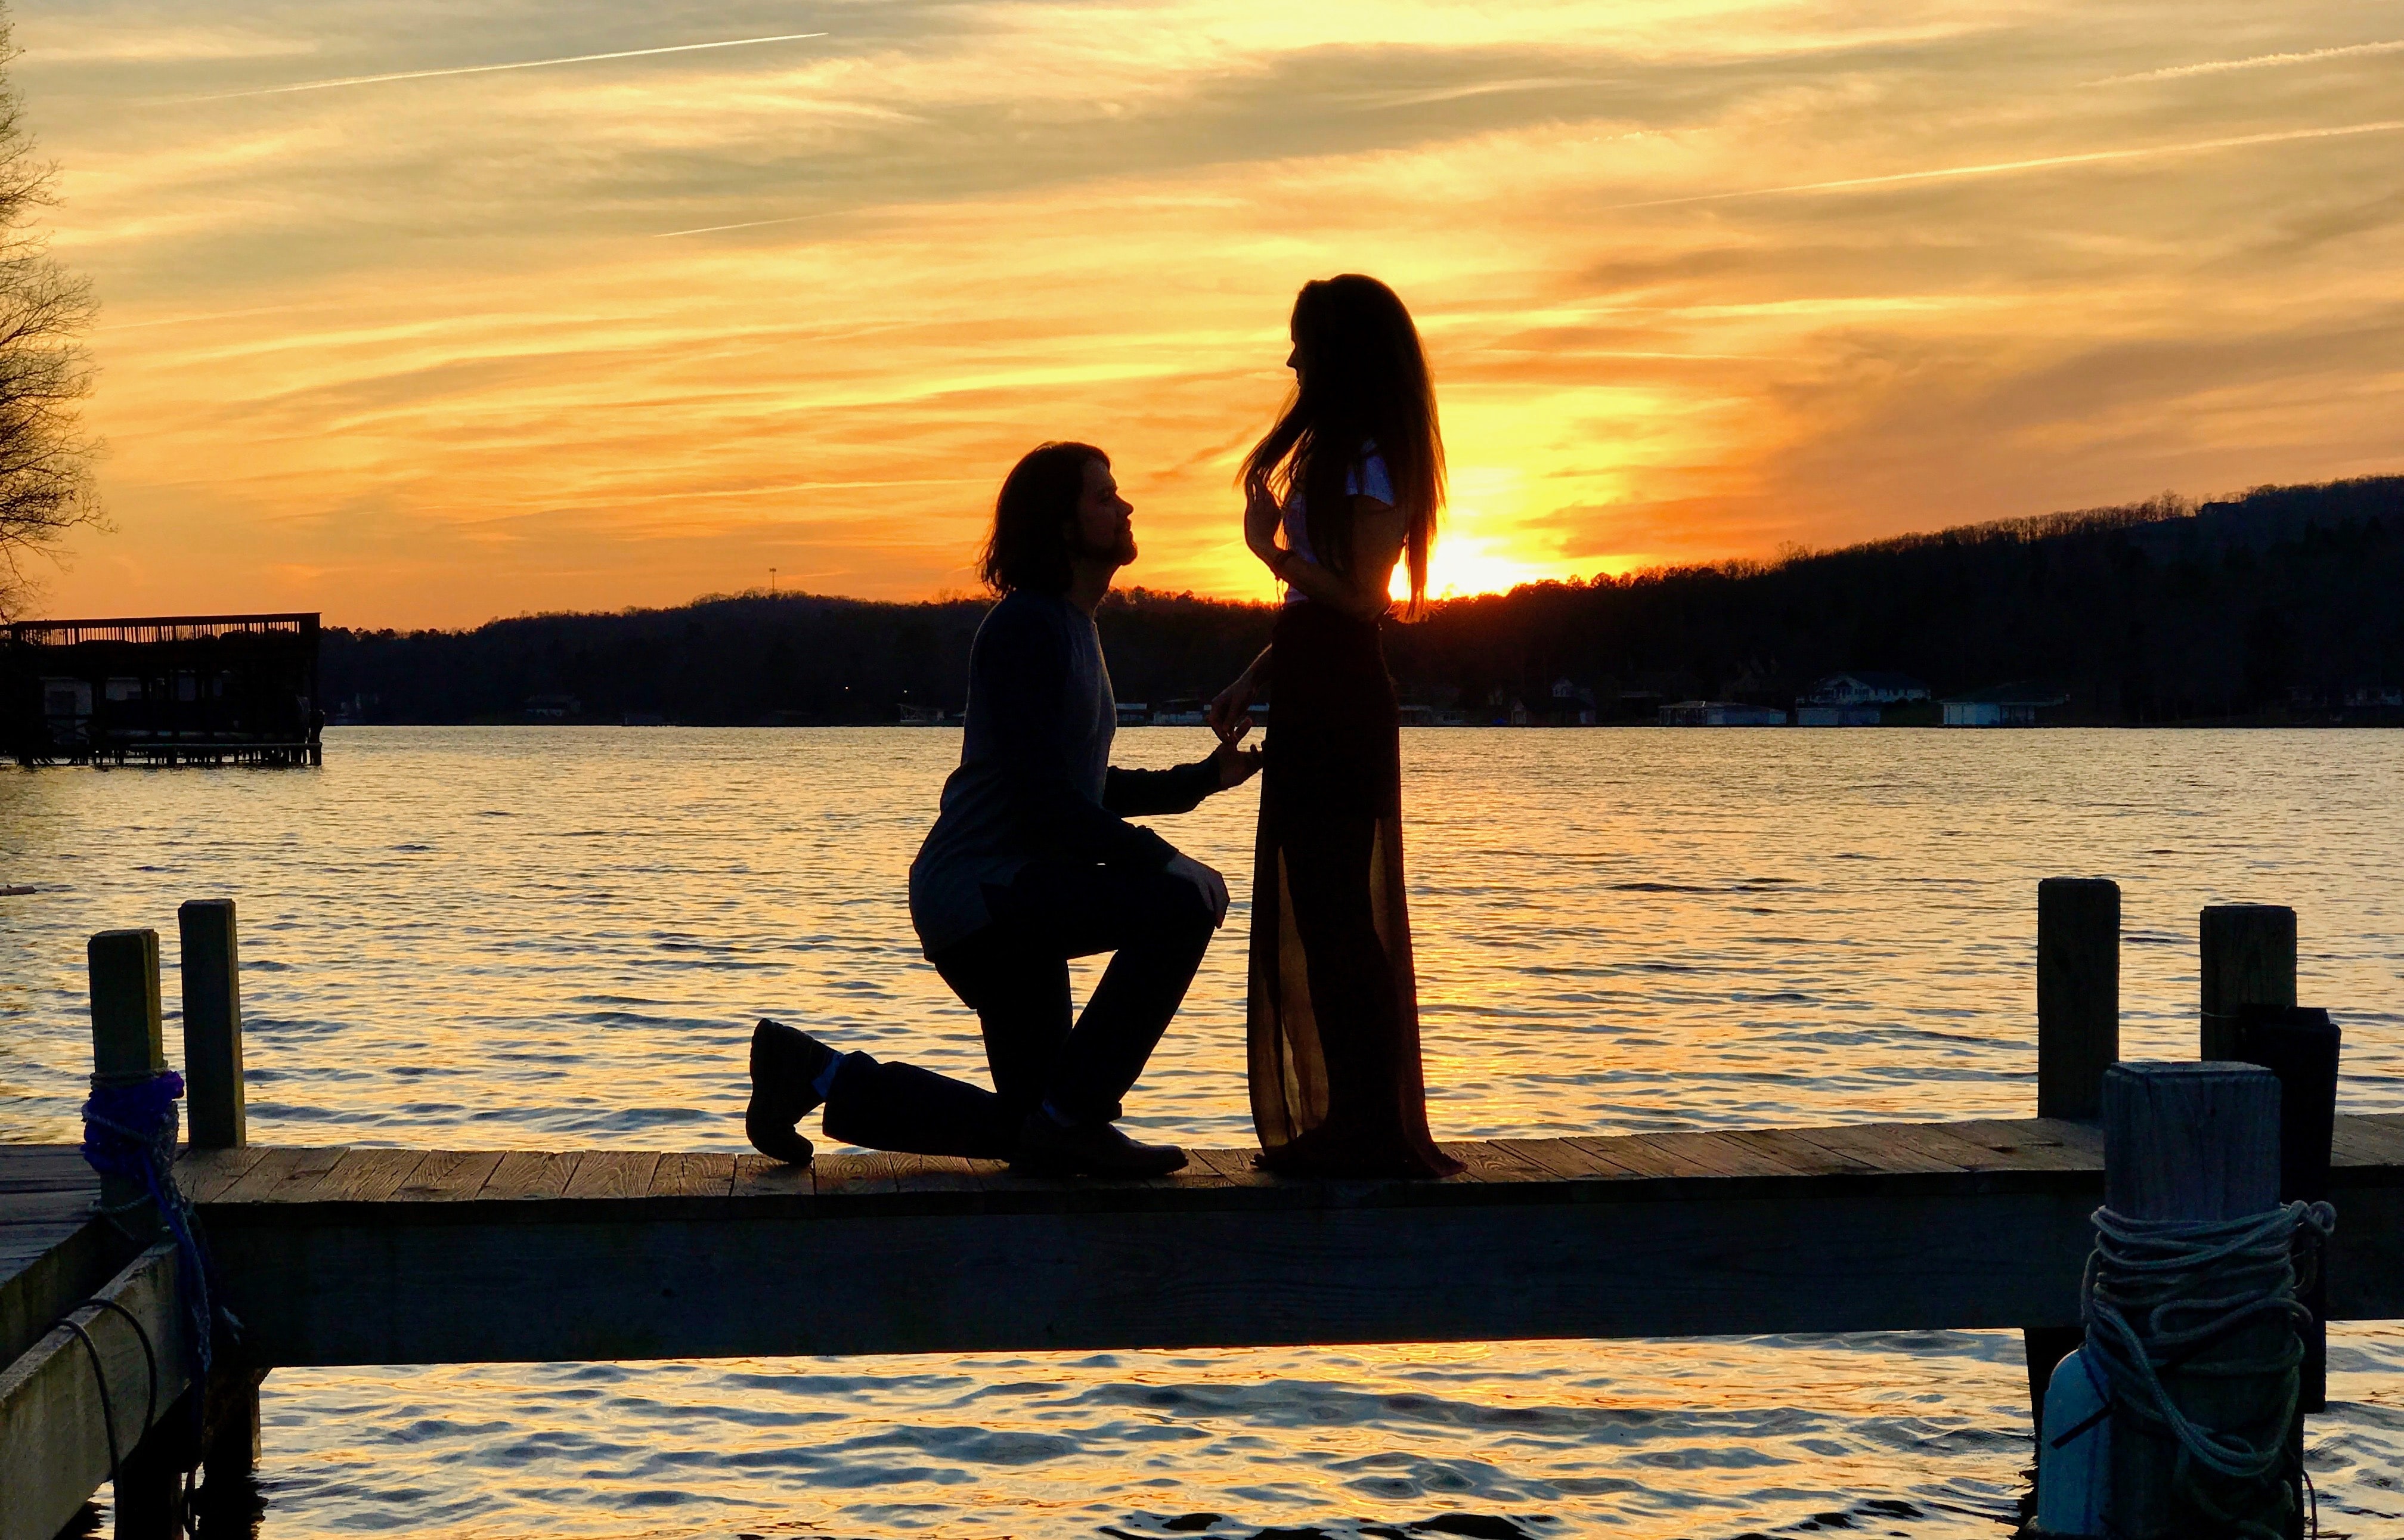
<box><xmin>1</xmin><ymin>612</ymin><xmax>323</xmax><ymax>766</ymax></box>
<box><xmin>1661</xmin><ymin>699</ymin><xmax>1788</xmax><ymax>726</ymax></box>
<box><xmin>1942</xmin><ymin>681</ymin><xmax>2072</xmax><ymax>728</ymax></box>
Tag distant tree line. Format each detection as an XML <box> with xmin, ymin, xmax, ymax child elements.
<box><xmin>322</xmin><ymin>476</ymin><xmax>2404</xmax><ymax>726</ymax></box>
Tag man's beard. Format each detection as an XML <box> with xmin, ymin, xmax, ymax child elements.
<box><xmin>1072</xmin><ymin>529</ymin><xmax>1136</xmax><ymax>568</ymax></box>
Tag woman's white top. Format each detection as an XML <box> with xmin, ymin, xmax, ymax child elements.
<box><xmin>1281</xmin><ymin>445</ymin><xmax>1393</xmax><ymax>606</ymax></box>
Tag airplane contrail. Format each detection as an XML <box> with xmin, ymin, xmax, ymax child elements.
<box><xmin>656</xmin><ymin>212</ymin><xmax>837</xmax><ymax>238</ymax></box>
<box><xmin>2091</xmin><ymin>39</ymin><xmax>2404</xmax><ymax>85</ymax></box>
<box><xmin>1602</xmin><ymin>119</ymin><xmax>2404</xmax><ymax>211</ymax></box>
<box><xmin>186</xmin><ymin>31</ymin><xmax>829</xmax><ymax>101</ymax></box>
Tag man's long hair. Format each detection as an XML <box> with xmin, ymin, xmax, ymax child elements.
<box><xmin>1241</xmin><ymin>275</ymin><xmax>1444</xmax><ymax>615</ymax></box>
<box><xmin>981</xmin><ymin>441</ymin><xmax>1107</xmax><ymax>595</ymax></box>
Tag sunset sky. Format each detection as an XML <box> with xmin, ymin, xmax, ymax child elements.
<box><xmin>17</xmin><ymin>1</ymin><xmax>2403</xmax><ymax>628</ymax></box>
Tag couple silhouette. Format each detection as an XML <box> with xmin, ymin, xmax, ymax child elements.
<box><xmin>745</xmin><ymin>274</ymin><xmax>1459</xmax><ymax>1180</ymax></box>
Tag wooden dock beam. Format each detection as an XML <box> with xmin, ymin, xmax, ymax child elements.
<box><xmin>0</xmin><ymin>1244</ymin><xmax>192</xmax><ymax>1540</ymax></box>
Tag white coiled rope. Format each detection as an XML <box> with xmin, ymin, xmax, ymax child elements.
<box><xmin>2081</xmin><ymin>1198</ymin><xmax>2336</xmax><ymax>1539</ymax></box>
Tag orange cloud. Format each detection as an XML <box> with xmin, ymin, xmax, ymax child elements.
<box><xmin>15</xmin><ymin>0</ymin><xmax>2402</xmax><ymax>625</ymax></box>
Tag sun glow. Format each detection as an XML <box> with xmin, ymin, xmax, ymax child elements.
<box><xmin>1397</xmin><ymin>520</ymin><xmax>1562</xmax><ymax>602</ymax></box>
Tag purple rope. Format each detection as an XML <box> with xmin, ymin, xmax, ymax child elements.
<box><xmin>81</xmin><ymin>1071</ymin><xmax>220</xmax><ymax>1393</ymax></box>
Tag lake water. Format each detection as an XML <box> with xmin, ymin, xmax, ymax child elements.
<box><xmin>3</xmin><ymin>727</ymin><xmax>2399</xmax><ymax>1538</ymax></box>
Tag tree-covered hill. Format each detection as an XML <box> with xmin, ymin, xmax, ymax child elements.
<box><xmin>322</xmin><ymin>475</ymin><xmax>2404</xmax><ymax>726</ymax></box>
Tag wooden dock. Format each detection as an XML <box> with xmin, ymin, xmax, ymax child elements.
<box><xmin>7</xmin><ymin>886</ymin><xmax>2402</xmax><ymax>1538</ymax></box>
<box><xmin>7</xmin><ymin>1117</ymin><xmax>2400</xmax><ymax>1373</ymax></box>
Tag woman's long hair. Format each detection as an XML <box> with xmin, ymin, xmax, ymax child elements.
<box><xmin>981</xmin><ymin>441</ymin><xmax>1107</xmax><ymax>595</ymax></box>
<box><xmin>1241</xmin><ymin>275</ymin><xmax>1444</xmax><ymax>614</ymax></box>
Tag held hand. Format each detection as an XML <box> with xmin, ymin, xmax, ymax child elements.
<box><xmin>1164</xmin><ymin>851</ymin><xmax>1231</xmax><ymax>928</ymax></box>
<box><xmin>1207</xmin><ymin>673</ymin><xmax>1256</xmax><ymax>743</ymax></box>
<box><xmin>1209</xmin><ymin>738</ymin><xmax>1264</xmax><ymax>789</ymax></box>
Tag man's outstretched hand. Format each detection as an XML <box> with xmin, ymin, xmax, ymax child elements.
<box><xmin>1207</xmin><ymin>673</ymin><xmax>1256</xmax><ymax>743</ymax></box>
<box><xmin>1210</xmin><ymin>737</ymin><xmax>1263</xmax><ymax>789</ymax></box>
<box><xmin>1164</xmin><ymin>852</ymin><xmax>1232</xmax><ymax>927</ymax></box>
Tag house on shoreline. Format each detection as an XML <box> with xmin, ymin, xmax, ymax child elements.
<box><xmin>1796</xmin><ymin>671</ymin><xmax>1929</xmax><ymax>726</ymax></box>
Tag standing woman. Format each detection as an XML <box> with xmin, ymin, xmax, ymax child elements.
<box><xmin>1207</xmin><ymin>274</ymin><xmax>1460</xmax><ymax>1178</ymax></box>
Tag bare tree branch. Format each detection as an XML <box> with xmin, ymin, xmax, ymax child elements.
<box><xmin>0</xmin><ymin>16</ymin><xmax>101</xmax><ymax>620</ymax></box>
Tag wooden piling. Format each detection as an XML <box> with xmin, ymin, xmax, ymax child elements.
<box><xmin>2039</xmin><ymin>878</ymin><xmax>2119</xmax><ymax>1119</ymax></box>
<box><xmin>178</xmin><ymin>900</ymin><xmax>246</xmax><ymax>1149</ymax></box>
<box><xmin>2199</xmin><ymin>905</ymin><xmax>2297</xmax><ymax>1061</ymax></box>
<box><xmin>176</xmin><ymin>898</ymin><xmax>268</xmax><ymax>1495</ymax></box>
<box><xmin>2027</xmin><ymin>878</ymin><xmax>2120</xmax><ymax>1438</ymax></box>
<box><xmin>2102</xmin><ymin>1061</ymin><xmax>2289</xmax><ymax>1536</ymax></box>
<box><xmin>2232</xmin><ymin>1005</ymin><xmax>2340</xmax><ymax>1422</ymax></box>
<box><xmin>83</xmin><ymin>931</ymin><xmax>187</xmax><ymax>1536</ymax></box>
<box><xmin>86</xmin><ymin>930</ymin><xmax>165</xmax><ymax>1229</ymax></box>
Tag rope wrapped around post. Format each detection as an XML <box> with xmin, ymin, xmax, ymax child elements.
<box><xmin>80</xmin><ymin>1068</ymin><xmax>225</xmax><ymax>1399</ymax></box>
<box><xmin>2081</xmin><ymin>1198</ymin><xmax>2335</xmax><ymax>1538</ymax></box>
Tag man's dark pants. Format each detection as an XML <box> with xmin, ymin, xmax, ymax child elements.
<box><xmin>820</xmin><ymin>860</ymin><xmax>1214</xmax><ymax>1157</ymax></box>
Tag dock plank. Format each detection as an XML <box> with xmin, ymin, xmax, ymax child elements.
<box><xmin>1785</xmin><ymin>1123</ymin><xmax>1984</xmax><ymax>1176</ymax></box>
<box><xmin>0</xmin><ymin>1147</ymin><xmax>95</xmax><ymax>1195</ymax></box>
<box><xmin>729</xmin><ymin>1154</ymin><xmax>812</xmax><ymax>1200</ymax></box>
<box><xmin>562</xmin><ymin>1151</ymin><xmax>659</xmax><ymax>1201</ymax></box>
<box><xmin>1721</xmin><ymin>1127</ymin><xmax>1883</xmax><ymax>1177</ymax></box>
<box><xmin>2332</xmin><ymin>1114</ymin><xmax>2404</xmax><ymax>1170</ymax></box>
<box><xmin>219</xmin><ymin>1147</ymin><xmax>348</xmax><ymax>1204</ymax></box>
<box><xmin>1943</xmin><ymin>1119</ymin><xmax>2105</xmax><ymax>1173</ymax></box>
<box><xmin>1187</xmin><ymin>1147</ymin><xmax>1272</xmax><ymax>1185</ymax></box>
<box><xmin>481</xmin><ymin>1151</ymin><xmax>584</xmax><ymax>1201</ymax></box>
<box><xmin>1590</xmin><ymin>1129</ymin><xmax>1797</xmax><ymax>1179</ymax></box>
<box><xmin>394</xmin><ymin>1151</ymin><xmax>506</xmax><ymax>1201</ymax></box>
<box><xmin>316</xmin><ymin>1149</ymin><xmax>431</xmax><ymax>1204</ymax></box>
<box><xmin>811</xmin><ymin>1152</ymin><xmax>896</xmax><ymax>1197</ymax></box>
<box><xmin>175</xmin><ymin>1145</ymin><xmax>270</xmax><ymax>1205</ymax></box>
<box><xmin>1443</xmin><ymin>1141</ymin><xmax>1554</xmax><ymax>1183</ymax></box>
<box><xmin>649</xmin><ymin>1152</ymin><xmax>738</xmax><ymax>1199</ymax></box>
<box><xmin>884</xmin><ymin>1154</ymin><xmax>1006</xmax><ymax>1195</ymax></box>
<box><xmin>1491</xmin><ymin>1137</ymin><xmax>1637</xmax><ymax>1181</ymax></box>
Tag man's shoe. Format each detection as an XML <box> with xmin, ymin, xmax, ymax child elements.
<box><xmin>745</xmin><ymin>1018</ymin><xmax>838</xmax><ymax>1166</ymax></box>
<box><xmin>1010</xmin><ymin>1111</ymin><xmax>1187</xmax><ymax>1178</ymax></box>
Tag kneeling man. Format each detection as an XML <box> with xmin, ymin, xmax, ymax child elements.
<box><xmin>745</xmin><ymin>442</ymin><xmax>1260</xmax><ymax>1176</ymax></box>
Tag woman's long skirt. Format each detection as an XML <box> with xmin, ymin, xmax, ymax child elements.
<box><xmin>1247</xmin><ymin>601</ymin><xmax>1460</xmax><ymax>1178</ymax></box>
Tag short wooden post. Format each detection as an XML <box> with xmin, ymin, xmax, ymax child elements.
<box><xmin>2199</xmin><ymin>905</ymin><xmax>2296</xmax><ymax>1061</ymax></box>
<box><xmin>177</xmin><ymin>898</ymin><xmax>267</xmax><ymax>1493</ymax></box>
<box><xmin>2102</xmin><ymin>1062</ymin><xmax>2290</xmax><ymax>1536</ymax></box>
<box><xmin>88</xmin><ymin>929</ymin><xmax>166</xmax><ymax>1229</ymax></box>
<box><xmin>2027</xmin><ymin>878</ymin><xmax>2120</xmax><ymax>1439</ymax></box>
<box><xmin>88</xmin><ymin>929</ymin><xmax>187</xmax><ymax>1536</ymax></box>
<box><xmin>178</xmin><ymin>899</ymin><xmax>246</xmax><ymax>1149</ymax></box>
<box><xmin>2039</xmin><ymin>878</ymin><xmax>2119</xmax><ymax>1119</ymax></box>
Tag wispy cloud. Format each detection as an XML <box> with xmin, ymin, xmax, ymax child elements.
<box><xmin>32</xmin><ymin>0</ymin><xmax>2404</xmax><ymax>624</ymax></box>
<box><xmin>181</xmin><ymin>30</ymin><xmax>830</xmax><ymax>101</ymax></box>
<box><xmin>1604</xmin><ymin>120</ymin><xmax>2404</xmax><ymax>209</ymax></box>
<box><xmin>2090</xmin><ymin>39</ymin><xmax>2404</xmax><ymax>85</ymax></box>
